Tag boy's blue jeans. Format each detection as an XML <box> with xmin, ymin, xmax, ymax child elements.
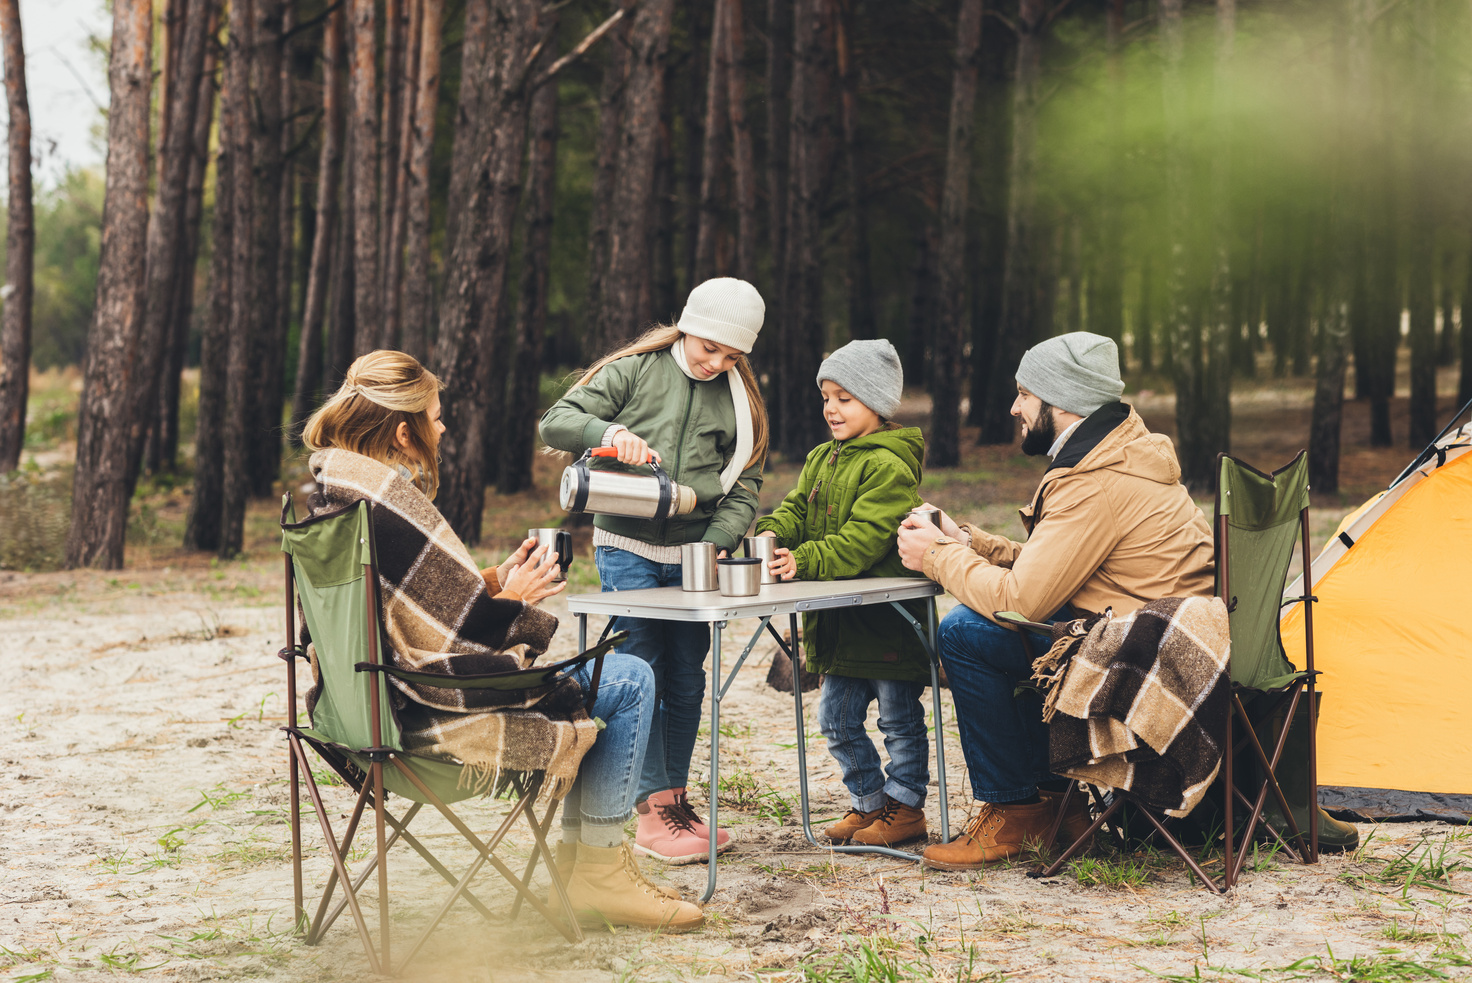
<box><xmin>595</xmin><ymin>546</ymin><xmax>711</xmax><ymax>802</ymax></box>
<box><xmin>559</xmin><ymin>652</ymin><xmax>655</xmax><ymax>832</ymax></box>
<box><xmin>817</xmin><ymin>673</ymin><xmax>930</xmax><ymax>811</ymax></box>
<box><xmin>938</xmin><ymin>604</ymin><xmax>1071</xmax><ymax>803</ymax></box>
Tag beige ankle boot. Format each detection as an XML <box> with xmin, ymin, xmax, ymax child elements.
<box><xmin>554</xmin><ymin>841</ymin><xmax>680</xmax><ymax>899</ymax></box>
<box><xmin>563</xmin><ymin>842</ymin><xmax>704</xmax><ymax>932</ymax></box>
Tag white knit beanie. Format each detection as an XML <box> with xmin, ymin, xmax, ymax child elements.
<box><xmin>1014</xmin><ymin>332</ymin><xmax>1125</xmax><ymax>417</ymax></box>
<box><xmin>678</xmin><ymin>278</ymin><xmax>765</xmax><ymax>353</ymax></box>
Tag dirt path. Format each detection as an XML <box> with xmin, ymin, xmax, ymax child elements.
<box><xmin>3</xmin><ymin>570</ymin><xmax>1469</xmax><ymax>983</ymax></box>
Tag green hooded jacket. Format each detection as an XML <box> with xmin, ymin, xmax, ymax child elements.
<box><xmin>755</xmin><ymin>423</ymin><xmax>930</xmax><ymax>682</ymax></box>
<box><xmin>538</xmin><ymin>348</ymin><xmax>763</xmax><ymax>554</ymax></box>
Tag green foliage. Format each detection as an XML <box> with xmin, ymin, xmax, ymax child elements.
<box><xmin>0</xmin><ymin>466</ymin><xmax>71</xmax><ymax>570</ymax></box>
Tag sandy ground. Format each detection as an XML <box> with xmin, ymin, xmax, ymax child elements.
<box><xmin>2</xmin><ymin>566</ymin><xmax>1470</xmax><ymax>983</ymax></box>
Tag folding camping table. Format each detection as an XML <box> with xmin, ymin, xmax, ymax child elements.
<box><xmin>568</xmin><ymin>578</ymin><xmax>949</xmax><ymax>903</ymax></box>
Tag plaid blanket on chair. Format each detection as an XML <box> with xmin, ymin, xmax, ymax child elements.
<box><xmin>1036</xmin><ymin>596</ymin><xmax>1231</xmax><ymax>817</ymax></box>
<box><xmin>307</xmin><ymin>449</ymin><xmax>597</xmax><ymax>799</ymax></box>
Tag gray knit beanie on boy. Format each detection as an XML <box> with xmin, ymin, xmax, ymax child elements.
<box><xmin>1014</xmin><ymin>332</ymin><xmax>1124</xmax><ymax>417</ymax></box>
<box><xmin>816</xmin><ymin>339</ymin><xmax>904</xmax><ymax>420</ymax></box>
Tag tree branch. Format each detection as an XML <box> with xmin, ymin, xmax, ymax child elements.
<box><xmin>282</xmin><ymin>1</ymin><xmax>343</xmax><ymax>43</ymax></box>
<box><xmin>530</xmin><ymin>6</ymin><xmax>628</xmax><ymax>91</ymax></box>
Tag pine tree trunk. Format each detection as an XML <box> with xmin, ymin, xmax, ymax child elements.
<box><xmin>347</xmin><ymin>0</ymin><xmax>379</xmax><ymax>354</ymax></box>
<box><xmin>127</xmin><ymin>0</ymin><xmax>212</xmax><ymax>487</ymax></box>
<box><xmin>594</xmin><ymin>0</ymin><xmax>675</xmax><ymax>351</ymax></box>
<box><xmin>64</xmin><ymin>0</ymin><xmax>153</xmax><ymax>569</ymax></box>
<box><xmin>378</xmin><ymin>0</ymin><xmax>416</xmax><ymax>352</ymax></box>
<box><xmin>1197</xmin><ymin>0</ymin><xmax>1236</xmax><ymax>484</ymax></box>
<box><xmin>326</xmin><ymin>154</ymin><xmax>357</xmax><ymax>386</ymax></box>
<box><xmin>978</xmin><ymin>0</ymin><xmax>1043</xmax><ymax>445</ymax></box>
<box><xmin>765</xmin><ymin>0</ymin><xmax>792</xmax><ymax>427</ymax></box>
<box><xmin>725</xmin><ymin>0</ymin><xmax>757</xmax><ymax>281</ymax></box>
<box><xmin>272</xmin><ymin>0</ymin><xmax>295</xmax><ymax>437</ymax></box>
<box><xmin>247</xmin><ymin>0</ymin><xmax>285</xmax><ymax>498</ymax></box>
<box><xmin>778</xmin><ymin>0</ymin><xmax>835</xmax><ymax>459</ymax></box>
<box><xmin>432</xmin><ymin>0</ymin><xmax>544</xmax><ymax>544</ymax></box>
<box><xmin>693</xmin><ymin>0</ymin><xmax>729</xmax><ymax>284</ymax></box>
<box><xmin>291</xmin><ymin>1</ymin><xmax>345</xmax><ymax>434</ymax></box>
<box><xmin>498</xmin><ymin>40</ymin><xmax>558</xmax><ymax>495</ymax></box>
<box><xmin>0</xmin><ymin>0</ymin><xmax>34</xmax><ymax>473</ymax></box>
<box><xmin>679</xmin><ymin>3</ymin><xmax>705</xmax><ymax>295</ymax></box>
<box><xmin>154</xmin><ymin>14</ymin><xmax>219</xmax><ymax>473</ymax></box>
<box><xmin>1093</xmin><ymin>0</ymin><xmax>1125</xmax><ymax>351</ymax></box>
<box><xmin>399</xmin><ymin>0</ymin><xmax>439</xmax><ymax>362</ymax></box>
<box><xmin>184</xmin><ymin>146</ymin><xmax>232</xmax><ymax>552</ymax></box>
<box><xmin>652</xmin><ymin>87</ymin><xmax>677</xmax><ymax>319</ymax></box>
<box><xmin>835</xmin><ymin>0</ymin><xmax>873</xmax><ymax>343</ymax></box>
<box><xmin>583</xmin><ymin>0</ymin><xmax>635</xmax><ymax>358</ymax></box>
<box><xmin>930</xmin><ymin>0</ymin><xmax>982</xmax><ymax>468</ymax></box>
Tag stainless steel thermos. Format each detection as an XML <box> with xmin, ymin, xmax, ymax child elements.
<box><xmin>560</xmin><ymin>448</ymin><xmax>698</xmax><ymax>520</ymax></box>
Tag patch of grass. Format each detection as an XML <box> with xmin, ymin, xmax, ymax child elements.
<box><xmin>96</xmin><ymin>942</ymin><xmax>167</xmax><ymax>973</ymax></box>
<box><xmin>1343</xmin><ymin>835</ymin><xmax>1471</xmax><ymax>899</ymax></box>
<box><xmin>187</xmin><ymin>783</ymin><xmax>254</xmax><ymax>813</ymax></box>
<box><xmin>0</xmin><ymin>943</ymin><xmax>51</xmax><ymax>970</ymax></box>
<box><xmin>1070</xmin><ymin>853</ymin><xmax>1152</xmax><ymax>889</ymax></box>
<box><xmin>693</xmin><ymin>769</ymin><xmax>796</xmax><ymax>825</ymax></box>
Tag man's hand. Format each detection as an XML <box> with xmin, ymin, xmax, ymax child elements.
<box><xmin>769</xmin><ymin>547</ymin><xmax>798</xmax><ymax>581</ymax></box>
<box><xmin>902</xmin><ymin>502</ymin><xmax>963</xmax><ymax>542</ymax></box>
<box><xmin>610</xmin><ymin>429</ymin><xmax>661</xmax><ymax>466</ymax></box>
<box><xmin>897</xmin><ymin>521</ymin><xmax>939</xmax><ymax>573</ymax></box>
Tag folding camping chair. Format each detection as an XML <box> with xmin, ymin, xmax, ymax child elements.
<box><xmin>278</xmin><ymin>495</ymin><xmax>622</xmax><ymax>973</ymax></box>
<box><xmin>1019</xmin><ymin>451</ymin><xmax>1322</xmax><ymax>893</ymax></box>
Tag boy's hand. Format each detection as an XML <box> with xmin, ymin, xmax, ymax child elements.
<box><xmin>756</xmin><ymin>530</ymin><xmax>776</xmax><ymax>538</ymax></box>
<box><xmin>610</xmin><ymin>429</ymin><xmax>661</xmax><ymax>466</ymax></box>
<box><xmin>769</xmin><ymin>547</ymin><xmax>797</xmax><ymax>581</ymax></box>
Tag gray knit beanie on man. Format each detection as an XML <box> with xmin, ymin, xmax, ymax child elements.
<box><xmin>816</xmin><ymin>339</ymin><xmax>904</xmax><ymax>420</ymax></box>
<box><xmin>1014</xmin><ymin>332</ymin><xmax>1125</xmax><ymax>417</ymax></box>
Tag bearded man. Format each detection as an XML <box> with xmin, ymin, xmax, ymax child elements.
<box><xmin>896</xmin><ymin>331</ymin><xmax>1215</xmax><ymax>869</ymax></box>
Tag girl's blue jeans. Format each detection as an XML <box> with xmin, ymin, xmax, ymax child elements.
<box><xmin>559</xmin><ymin>652</ymin><xmax>655</xmax><ymax>831</ymax></box>
<box><xmin>817</xmin><ymin>673</ymin><xmax>930</xmax><ymax>811</ymax></box>
<box><xmin>594</xmin><ymin>546</ymin><xmax>711</xmax><ymax>802</ymax></box>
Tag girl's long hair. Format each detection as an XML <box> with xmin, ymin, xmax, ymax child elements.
<box><xmin>301</xmin><ymin>350</ymin><xmax>446</xmax><ymax>498</ymax></box>
<box><xmin>568</xmin><ymin>324</ymin><xmax>769</xmax><ymax>473</ymax></box>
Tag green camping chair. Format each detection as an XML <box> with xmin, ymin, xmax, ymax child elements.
<box><xmin>278</xmin><ymin>496</ymin><xmax>622</xmax><ymax>972</ymax></box>
<box><xmin>1021</xmin><ymin>452</ymin><xmax>1327</xmax><ymax>893</ymax></box>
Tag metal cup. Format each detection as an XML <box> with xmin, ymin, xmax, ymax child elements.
<box><xmin>680</xmin><ymin>541</ymin><xmax>718</xmax><ymax>592</ymax></box>
<box><xmin>717</xmin><ymin>557</ymin><xmax>762</xmax><ymax>596</ymax></box>
<box><xmin>528</xmin><ymin>528</ymin><xmax>572</xmax><ymax>582</ymax></box>
<box><xmin>909</xmin><ymin>507</ymin><xmax>940</xmax><ymax>528</ymax></box>
<box><xmin>743</xmin><ymin>536</ymin><xmax>780</xmax><ymax>585</ymax></box>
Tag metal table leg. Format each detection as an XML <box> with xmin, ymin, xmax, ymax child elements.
<box><xmin>701</xmin><ymin>620</ymin><xmax>721</xmax><ymax>903</ymax></box>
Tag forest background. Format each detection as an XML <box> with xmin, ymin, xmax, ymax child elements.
<box><xmin>1</xmin><ymin>0</ymin><xmax>1470</xmax><ymax>571</ymax></box>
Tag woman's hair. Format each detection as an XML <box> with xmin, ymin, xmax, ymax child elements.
<box><xmin>567</xmin><ymin>324</ymin><xmax>770</xmax><ymax>473</ymax></box>
<box><xmin>301</xmin><ymin>350</ymin><xmax>446</xmax><ymax>498</ymax></box>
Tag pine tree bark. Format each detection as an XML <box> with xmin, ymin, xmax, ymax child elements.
<box><xmin>594</xmin><ymin>0</ymin><xmax>675</xmax><ymax>351</ymax></box>
<box><xmin>725</xmin><ymin>0</ymin><xmax>757</xmax><ymax>281</ymax></box>
<box><xmin>693</xmin><ymin>0</ymin><xmax>729</xmax><ymax>284</ymax></box>
<box><xmin>652</xmin><ymin>86</ymin><xmax>677</xmax><ymax>319</ymax></box>
<box><xmin>291</xmin><ymin>1</ymin><xmax>346</xmax><ymax>434</ymax></box>
<box><xmin>499</xmin><ymin>38</ymin><xmax>558</xmax><ymax>495</ymax></box>
<box><xmin>399</xmin><ymin>0</ymin><xmax>441</xmax><ymax>361</ymax></box>
<box><xmin>930</xmin><ymin>0</ymin><xmax>982</xmax><ymax>468</ymax></box>
<box><xmin>326</xmin><ymin>153</ymin><xmax>357</xmax><ymax>385</ymax></box>
<box><xmin>1093</xmin><ymin>0</ymin><xmax>1125</xmax><ymax>351</ymax></box>
<box><xmin>347</xmin><ymin>0</ymin><xmax>379</xmax><ymax>354</ymax></box>
<box><xmin>432</xmin><ymin>0</ymin><xmax>545</xmax><ymax>543</ymax></box>
<box><xmin>0</xmin><ymin>0</ymin><xmax>34</xmax><ymax>473</ymax></box>
<box><xmin>271</xmin><ymin>0</ymin><xmax>295</xmax><ymax>439</ymax></box>
<box><xmin>778</xmin><ymin>0</ymin><xmax>835</xmax><ymax>459</ymax></box>
<box><xmin>978</xmin><ymin>0</ymin><xmax>1043</xmax><ymax>445</ymax></box>
<box><xmin>765</xmin><ymin>0</ymin><xmax>792</xmax><ymax>415</ymax></box>
<box><xmin>583</xmin><ymin>0</ymin><xmax>635</xmax><ymax>359</ymax></box>
<box><xmin>1197</xmin><ymin>0</ymin><xmax>1236</xmax><ymax>482</ymax></box>
<box><xmin>835</xmin><ymin>0</ymin><xmax>874</xmax><ymax>342</ymax></box>
<box><xmin>64</xmin><ymin>0</ymin><xmax>153</xmax><ymax>568</ymax></box>
<box><xmin>184</xmin><ymin>146</ymin><xmax>232</xmax><ymax>551</ymax></box>
<box><xmin>247</xmin><ymin>0</ymin><xmax>285</xmax><ymax>498</ymax></box>
<box><xmin>377</xmin><ymin>0</ymin><xmax>413</xmax><ymax>351</ymax></box>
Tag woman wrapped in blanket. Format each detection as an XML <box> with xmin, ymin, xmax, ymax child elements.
<box><xmin>299</xmin><ymin>350</ymin><xmax>702</xmax><ymax>933</ymax></box>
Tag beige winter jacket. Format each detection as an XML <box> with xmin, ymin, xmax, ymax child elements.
<box><xmin>921</xmin><ymin>405</ymin><xmax>1214</xmax><ymax>622</ymax></box>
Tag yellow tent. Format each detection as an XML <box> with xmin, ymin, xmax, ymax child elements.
<box><xmin>1280</xmin><ymin>426</ymin><xmax>1472</xmax><ymax>800</ymax></box>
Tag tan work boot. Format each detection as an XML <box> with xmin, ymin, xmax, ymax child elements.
<box><xmin>563</xmin><ymin>841</ymin><xmax>704</xmax><ymax>932</ymax></box>
<box><xmin>850</xmin><ymin>797</ymin><xmax>927</xmax><ymax>846</ymax></box>
<box><xmin>825</xmin><ymin>805</ymin><xmax>884</xmax><ymax>843</ymax></box>
<box><xmin>921</xmin><ymin>799</ymin><xmax>1053</xmax><ymax>870</ymax></box>
<box><xmin>1040</xmin><ymin>787</ymin><xmax>1095</xmax><ymax>851</ymax></box>
<box><xmin>555</xmin><ymin>841</ymin><xmax>680</xmax><ymax>899</ymax></box>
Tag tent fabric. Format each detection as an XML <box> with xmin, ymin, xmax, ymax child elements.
<box><xmin>1279</xmin><ymin>429</ymin><xmax>1472</xmax><ymax>798</ymax></box>
<box><xmin>1320</xmin><ymin>786</ymin><xmax>1472</xmax><ymax>825</ymax></box>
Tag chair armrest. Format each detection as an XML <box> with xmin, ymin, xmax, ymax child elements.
<box><xmin>993</xmin><ymin>611</ymin><xmax>1054</xmax><ymax>636</ymax></box>
<box><xmin>355</xmin><ymin>631</ymin><xmax>629</xmax><ymax>694</ymax></box>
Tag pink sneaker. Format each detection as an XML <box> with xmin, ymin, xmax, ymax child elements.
<box><xmin>634</xmin><ymin>788</ymin><xmax>732</xmax><ymax>865</ymax></box>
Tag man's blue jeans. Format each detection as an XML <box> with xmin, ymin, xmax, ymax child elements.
<box><xmin>595</xmin><ymin>546</ymin><xmax>711</xmax><ymax>802</ymax></box>
<box><xmin>817</xmin><ymin>673</ymin><xmax>929</xmax><ymax>811</ymax></box>
<box><xmin>938</xmin><ymin>604</ymin><xmax>1071</xmax><ymax>803</ymax></box>
<box><xmin>559</xmin><ymin>652</ymin><xmax>655</xmax><ymax>832</ymax></box>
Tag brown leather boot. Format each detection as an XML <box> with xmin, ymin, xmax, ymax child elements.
<box><xmin>825</xmin><ymin>805</ymin><xmax>884</xmax><ymax>843</ymax></box>
<box><xmin>850</xmin><ymin>797</ymin><xmax>927</xmax><ymax>846</ymax></box>
<box><xmin>921</xmin><ymin>799</ymin><xmax>1054</xmax><ymax>870</ymax></box>
<box><xmin>1040</xmin><ymin>787</ymin><xmax>1096</xmax><ymax>851</ymax></box>
<box><xmin>563</xmin><ymin>841</ymin><xmax>703</xmax><ymax>932</ymax></box>
<box><xmin>556</xmin><ymin>841</ymin><xmax>679</xmax><ymax>899</ymax></box>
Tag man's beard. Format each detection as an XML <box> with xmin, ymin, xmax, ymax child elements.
<box><xmin>1020</xmin><ymin>403</ymin><xmax>1057</xmax><ymax>457</ymax></box>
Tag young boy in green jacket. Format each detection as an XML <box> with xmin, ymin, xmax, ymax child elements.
<box><xmin>755</xmin><ymin>340</ymin><xmax>932</xmax><ymax>846</ymax></box>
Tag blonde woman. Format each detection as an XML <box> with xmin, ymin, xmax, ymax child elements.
<box><xmin>299</xmin><ymin>350</ymin><xmax>702</xmax><ymax>932</ymax></box>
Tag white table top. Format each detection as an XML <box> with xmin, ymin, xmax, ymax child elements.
<box><xmin>567</xmin><ymin>576</ymin><xmax>943</xmax><ymax>623</ymax></box>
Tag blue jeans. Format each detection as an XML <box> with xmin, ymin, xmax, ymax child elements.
<box><xmin>559</xmin><ymin>652</ymin><xmax>655</xmax><ymax>831</ymax></box>
<box><xmin>818</xmin><ymin>673</ymin><xmax>930</xmax><ymax>811</ymax></box>
<box><xmin>938</xmin><ymin>604</ymin><xmax>1071</xmax><ymax>803</ymax></box>
<box><xmin>594</xmin><ymin>546</ymin><xmax>712</xmax><ymax>802</ymax></box>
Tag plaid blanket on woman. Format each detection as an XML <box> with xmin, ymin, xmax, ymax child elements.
<box><xmin>306</xmin><ymin>449</ymin><xmax>596</xmax><ymax>799</ymax></box>
<box><xmin>1038</xmin><ymin>596</ymin><xmax>1231</xmax><ymax>817</ymax></box>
